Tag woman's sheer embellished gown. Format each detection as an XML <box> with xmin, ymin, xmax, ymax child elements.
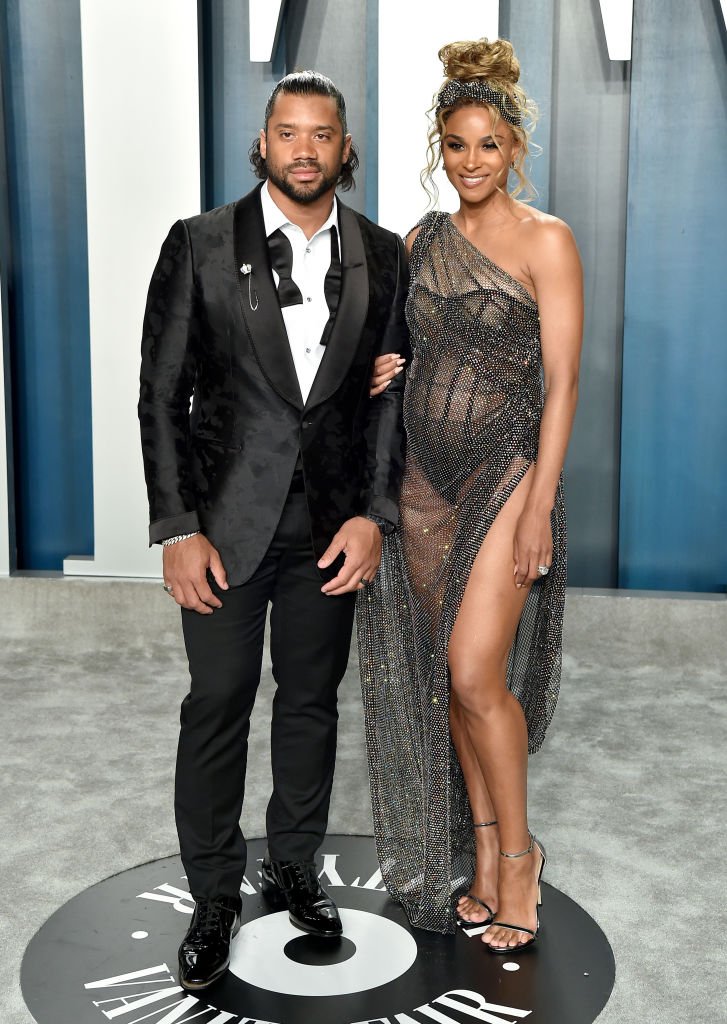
<box><xmin>357</xmin><ymin>211</ymin><xmax>566</xmax><ymax>934</ymax></box>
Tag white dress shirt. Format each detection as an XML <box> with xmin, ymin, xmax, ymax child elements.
<box><xmin>260</xmin><ymin>181</ymin><xmax>340</xmax><ymax>404</ymax></box>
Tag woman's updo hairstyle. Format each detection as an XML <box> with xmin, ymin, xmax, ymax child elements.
<box><xmin>439</xmin><ymin>36</ymin><xmax>520</xmax><ymax>83</ymax></box>
<box><xmin>423</xmin><ymin>37</ymin><xmax>538</xmax><ymax>204</ymax></box>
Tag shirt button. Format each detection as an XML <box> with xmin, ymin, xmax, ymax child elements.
<box><xmin>305</xmin><ymin>247</ymin><xmax>311</xmax><ymax>254</ymax></box>
<box><xmin>306</xmin><ymin>297</ymin><xmax>312</xmax><ymax>302</ymax></box>
<box><xmin>305</xmin><ymin>347</ymin><xmax>311</xmax><ymax>354</ymax></box>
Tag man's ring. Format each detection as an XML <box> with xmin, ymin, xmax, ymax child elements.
<box><xmin>537</xmin><ymin>565</ymin><xmax>549</xmax><ymax>577</ymax></box>
<box><xmin>162</xmin><ymin>583</ymin><xmax>174</xmax><ymax>594</ymax></box>
<box><xmin>359</xmin><ymin>577</ymin><xmax>370</xmax><ymax>587</ymax></box>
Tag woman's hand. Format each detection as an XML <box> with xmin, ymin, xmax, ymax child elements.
<box><xmin>370</xmin><ymin>353</ymin><xmax>405</xmax><ymax>396</ymax></box>
<box><xmin>513</xmin><ymin>504</ymin><xmax>553</xmax><ymax>588</ymax></box>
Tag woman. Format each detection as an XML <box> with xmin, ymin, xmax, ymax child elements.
<box><xmin>359</xmin><ymin>37</ymin><xmax>583</xmax><ymax>952</ymax></box>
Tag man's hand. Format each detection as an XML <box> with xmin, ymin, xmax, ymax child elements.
<box><xmin>318</xmin><ymin>517</ymin><xmax>382</xmax><ymax>595</ymax></box>
<box><xmin>163</xmin><ymin>534</ymin><xmax>229</xmax><ymax>614</ymax></box>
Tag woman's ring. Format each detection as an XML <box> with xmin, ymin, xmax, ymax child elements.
<box><xmin>537</xmin><ymin>565</ymin><xmax>549</xmax><ymax>577</ymax></box>
<box><xmin>360</xmin><ymin>577</ymin><xmax>370</xmax><ymax>586</ymax></box>
<box><xmin>162</xmin><ymin>583</ymin><xmax>174</xmax><ymax>594</ymax></box>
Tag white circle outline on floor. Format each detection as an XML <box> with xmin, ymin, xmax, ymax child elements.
<box><xmin>228</xmin><ymin>908</ymin><xmax>418</xmax><ymax>996</ymax></box>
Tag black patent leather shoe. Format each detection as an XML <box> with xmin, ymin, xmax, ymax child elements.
<box><xmin>178</xmin><ymin>895</ymin><xmax>242</xmax><ymax>990</ymax></box>
<box><xmin>261</xmin><ymin>855</ymin><xmax>342</xmax><ymax>938</ymax></box>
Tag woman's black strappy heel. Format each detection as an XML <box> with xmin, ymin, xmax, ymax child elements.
<box><xmin>455</xmin><ymin>820</ymin><xmax>498</xmax><ymax>927</ymax></box>
<box><xmin>484</xmin><ymin>830</ymin><xmax>546</xmax><ymax>953</ymax></box>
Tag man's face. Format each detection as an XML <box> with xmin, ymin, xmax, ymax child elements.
<box><xmin>260</xmin><ymin>92</ymin><xmax>352</xmax><ymax>205</ymax></box>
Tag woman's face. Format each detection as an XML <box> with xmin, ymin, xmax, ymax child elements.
<box><xmin>441</xmin><ymin>104</ymin><xmax>518</xmax><ymax>204</ymax></box>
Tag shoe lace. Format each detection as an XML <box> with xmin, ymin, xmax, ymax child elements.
<box><xmin>195</xmin><ymin>901</ymin><xmax>225</xmax><ymax>931</ymax></box>
<box><xmin>290</xmin><ymin>862</ymin><xmax>319</xmax><ymax>895</ymax></box>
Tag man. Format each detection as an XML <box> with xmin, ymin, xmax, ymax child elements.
<box><xmin>138</xmin><ymin>71</ymin><xmax>407</xmax><ymax>991</ymax></box>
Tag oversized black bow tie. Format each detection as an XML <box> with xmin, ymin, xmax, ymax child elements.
<box><xmin>267</xmin><ymin>228</ymin><xmax>303</xmax><ymax>308</ymax></box>
<box><xmin>267</xmin><ymin>226</ymin><xmax>342</xmax><ymax>345</ymax></box>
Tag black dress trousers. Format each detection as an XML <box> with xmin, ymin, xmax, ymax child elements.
<box><xmin>175</xmin><ymin>483</ymin><xmax>356</xmax><ymax>899</ymax></box>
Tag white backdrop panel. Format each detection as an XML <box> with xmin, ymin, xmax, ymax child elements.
<box><xmin>597</xmin><ymin>0</ymin><xmax>634</xmax><ymax>60</ymax></box>
<box><xmin>378</xmin><ymin>1</ymin><xmax>499</xmax><ymax>235</ymax></box>
<box><xmin>65</xmin><ymin>0</ymin><xmax>201</xmax><ymax>578</ymax></box>
<box><xmin>249</xmin><ymin>0</ymin><xmax>287</xmax><ymax>61</ymax></box>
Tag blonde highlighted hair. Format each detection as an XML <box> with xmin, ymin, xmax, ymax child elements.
<box><xmin>422</xmin><ymin>37</ymin><xmax>538</xmax><ymax>205</ymax></box>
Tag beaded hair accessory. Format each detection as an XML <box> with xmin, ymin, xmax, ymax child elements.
<box><xmin>436</xmin><ymin>78</ymin><xmax>522</xmax><ymax>127</ymax></box>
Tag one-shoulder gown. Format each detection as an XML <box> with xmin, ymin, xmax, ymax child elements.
<box><xmin>357</xmin><ymin>211</ymin><xmax>567</xmax><ymax>934</ymax></box>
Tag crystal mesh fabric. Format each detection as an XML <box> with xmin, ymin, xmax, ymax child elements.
<box><xmin>357</xmin><ymin>212</ymin><xmax>566</xmax><ymax>934</ymax></box>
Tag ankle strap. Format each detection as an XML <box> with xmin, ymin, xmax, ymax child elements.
<box><xmin>500</xmin><ymin>830</ymin><xmax>534</xmax><ymax>858</ymax></box>
<box><xmin>473</xmin><ymin>819</ymin><xmax>498</xmax><ymax>828</ymax></box>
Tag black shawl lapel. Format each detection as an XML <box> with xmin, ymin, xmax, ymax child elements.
<box><xmin>305</xmin><ymin>202</ymin><xmax>369</xmax><ymax>411</ymax></box>
<box><xmin>233</xmin><ymin>186</ymin><xmax>304</xmax><ymax>410</ymax></box>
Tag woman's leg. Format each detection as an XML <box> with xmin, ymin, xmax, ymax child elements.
<box><xmin>448</xmin><ymin>468</ymin><xmax>545</xmax><ymax>949</ymax></box>
<box><xmin>449</xmin><ymin>695</ymin><xmax>499</xmax><ymax>922</ymax></box>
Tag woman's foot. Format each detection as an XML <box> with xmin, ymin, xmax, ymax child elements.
<box><xmin>482</xmin><ymin>833</ymin><xmax>545</xmax><ymax>952</ymax></box>
<box><xmin>456</xmin><ymin>820</ymin><xmax>500</xmax><ymax>925</ymax></box>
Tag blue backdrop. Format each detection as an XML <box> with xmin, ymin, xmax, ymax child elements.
<box><xmin>619</xmin><ymin>0</ymin><xmax>727</xmax><ymax>591</ymax></box>
<box><xmin>2</xmin><ymin>0</ymin><xmax>93</xmax><ymax>570</ymax></box>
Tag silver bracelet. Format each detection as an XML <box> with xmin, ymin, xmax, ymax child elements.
<box><xmin>162</xmin><ymin>531</ymin><xmax>200</xmax><ymax>547</ymax></box>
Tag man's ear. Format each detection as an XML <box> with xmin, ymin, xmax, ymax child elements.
<box><xmin>259</xmin><ymin>129</ymin><xmax>267</xmax><ymax>160</ymax></box>
<box><xmin>342</xmin><ymin>133</ymin><xmax>352</xmax><ymax>163</ymax></box>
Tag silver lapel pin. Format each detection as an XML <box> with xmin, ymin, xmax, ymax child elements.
<box><xmin>240</xmin><ymin>264</ymin><xmax>258</xmax><ymax>311</ymax></box>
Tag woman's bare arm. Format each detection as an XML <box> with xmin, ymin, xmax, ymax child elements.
<box><xmin>513</xmin><ymin>218</ymin><xmax>583</xmax><ymax>586</ymax></box>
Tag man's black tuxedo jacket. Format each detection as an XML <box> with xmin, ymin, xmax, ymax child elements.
<box><xmin>138</xmin><ymin>185</ymin><xmax>408</xmax><ymax>587</ymax></box>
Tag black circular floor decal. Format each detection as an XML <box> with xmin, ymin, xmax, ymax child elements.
<box><xmin>22</xmin><ymin>835</ymin><xmax>614</xmax><ymax>1024</ymax></box>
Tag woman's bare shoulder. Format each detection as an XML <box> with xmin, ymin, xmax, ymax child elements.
<box><xmin>516</xmin><ymin>205</ymin><xmax>575</xmax><ymax>247</ymax></box>
<box><xmin>512</xmin><ymin>207</ymin><xmax>579</xmax><ymax>273</ymax></box>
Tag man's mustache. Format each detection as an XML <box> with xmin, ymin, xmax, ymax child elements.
<box><xmin>286</xmin><ymin>162</ymin><xmax>322</xmax><ymax>172</ymax></box>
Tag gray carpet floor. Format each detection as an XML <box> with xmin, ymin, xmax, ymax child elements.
<box><xmin>1</xmin><ymin>577</ymin><xmax>725</xmax><ymax>1023</ymax></box>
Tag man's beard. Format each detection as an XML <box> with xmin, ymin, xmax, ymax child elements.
<box><xmin>266</xmin><ymin>159</ymin><xmax>342</xmax><ymax>205</ymax></box>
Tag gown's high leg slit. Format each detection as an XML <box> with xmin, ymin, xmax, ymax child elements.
<box><xmin>357</xmin><ymin>212</ymin><xmax>566</xmax><ymax>934</ymax></box>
